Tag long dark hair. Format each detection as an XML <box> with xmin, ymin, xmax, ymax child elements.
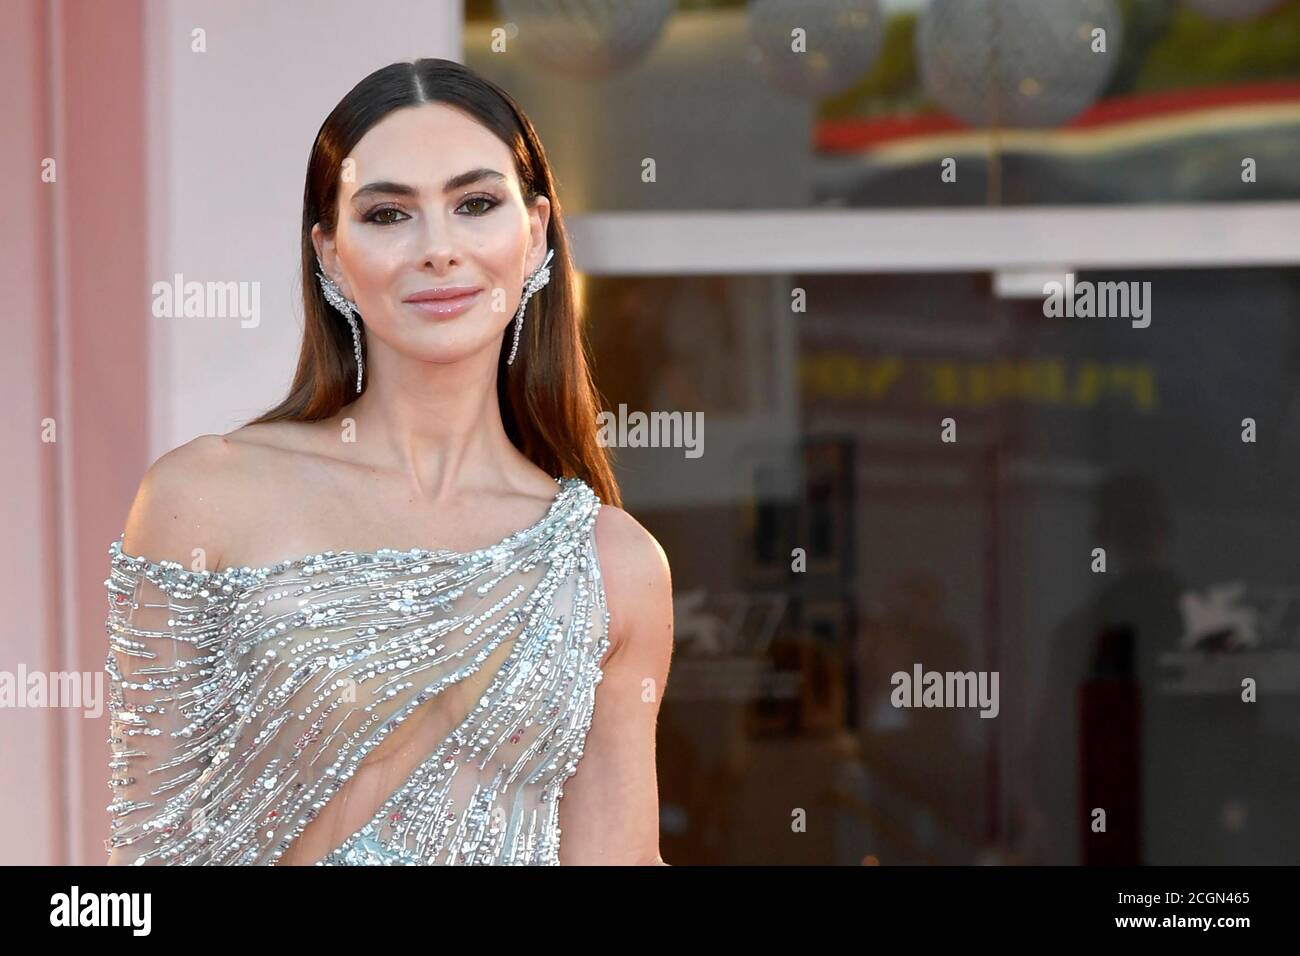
<box><xmin>244</xmin><ymin>58</ymin><xmax>620</xmax><ymax>508</ymax></box>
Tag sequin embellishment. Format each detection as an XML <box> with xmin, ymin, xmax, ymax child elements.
<box><xmin>103</xmin><ymin>476</ymin><xmax>609</xmax><ymax>865</ymax></box>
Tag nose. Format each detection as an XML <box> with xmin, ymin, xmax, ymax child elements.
<box><xmin>417</xmin><ymin>213</ymin><xmax>458</xmax><ymax>274</ymax></box>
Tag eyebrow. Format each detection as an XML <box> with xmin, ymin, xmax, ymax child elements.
<box><xmin>350</xmin><ymin>168</ymin><xmax>507</xmax><ymax>204</ymax></box>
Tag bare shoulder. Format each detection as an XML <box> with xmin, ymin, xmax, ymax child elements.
<box><xmin>119</xmin><ymin>434</ymin><xmax>247</xmax><ymax>572</ymax></box>
<box><xmin>593</xmin><ymin>504</ymin><xmax>672</xmax><ymax>599</ymax></box>
<box><xmin>221</xmin><ymin>419</ymin><xmax>319</xmax><ymax>454</ymax></box>
<box><xmin>593</xmin><ymin>503</ymin><xmax>674</xmax><ymax>662</ymax></box>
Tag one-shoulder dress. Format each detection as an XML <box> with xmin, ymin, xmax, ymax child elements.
<box><xmin>103</xmin><ymin>475</ymin><xmax>610</xmax><ymax>865</ymax></box>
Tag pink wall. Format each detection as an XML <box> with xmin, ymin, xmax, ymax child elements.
<box><xmin>0</xmin><ymin>0</ymin><xmax>150</xmax><ymax>865</ymax></box>
<box><xmin>1</xmin><ymin>0</ymin><xmax>61</xmax><ymax>867</ymax></box>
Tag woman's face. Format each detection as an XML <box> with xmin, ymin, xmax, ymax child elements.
<box><xmin>313</xmin><ymin>102</ymin><xmax>550</xmax><ymax>367</ymax></box>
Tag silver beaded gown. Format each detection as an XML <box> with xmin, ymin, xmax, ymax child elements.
<box><xmin>103</xmin><ymin>475</ymin><xmax>610</xmax><ymax>865</ymax></box>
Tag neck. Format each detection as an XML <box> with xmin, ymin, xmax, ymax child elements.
<box><xmin>333</xmin><ymin>337</ymin><xmax>521</xmax><ymax>499</ymax></box>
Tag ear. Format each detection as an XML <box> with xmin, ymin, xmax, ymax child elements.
<box><xmin>311</xmin><ymin>223</ymin><xmax>352</xmax><ymax>298</ymax></box>
<box><xmin>527</xmin><ymin>196</ymin><xmax>551</xmax><ymax>273</ymax></box>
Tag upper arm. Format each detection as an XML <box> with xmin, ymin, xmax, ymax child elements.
<box><xmin>105</xmin><ymin>434</ymin><xmax>237</xmax><ymax>865</ymax></box>
<box><xmin>557</xmin><ymin>504</ymin><xmax>674</xmax><ymax>865</ymax></box>
<box><xmin>119</xmin><ymin>434</ymin><xmax>234</xmax><ymax>572</ymax></box>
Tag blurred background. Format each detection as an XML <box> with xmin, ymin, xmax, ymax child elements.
<box><xmin>5</xmin><ymin>0</ymin><xmax>1300</xmax><ymax>864</ymax></box>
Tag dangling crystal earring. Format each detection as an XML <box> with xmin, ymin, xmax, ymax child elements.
<box><xmin>507</xmin><ymin>248</ymin><xmax>556</xmax><ymax>366</ymax></box>
<box><xmin>315</xmin><ymin>259</ymin><xmax>365</xmax><ymax>393</ymax></box>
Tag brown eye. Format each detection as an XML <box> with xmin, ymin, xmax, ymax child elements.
<box><xmin>365</xmin><ymin>206</ymin><xmax>407</xmax><ymax>225</ymax></box>
<box><xmin>459</xmin><ymin>195</ymin><xmax>498</xmax><ymax>216</ymax></box>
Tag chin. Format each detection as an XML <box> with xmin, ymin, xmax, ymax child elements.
<box><xmin>401</xmin><ymin>335</ymin><xmax>505</xmax><ymax>367</ymax></box>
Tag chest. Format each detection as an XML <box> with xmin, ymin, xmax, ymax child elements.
<box><xmin>220</xmin><ymin>469</ymin><xmax>551</xmax><ymax>571</ymax></box>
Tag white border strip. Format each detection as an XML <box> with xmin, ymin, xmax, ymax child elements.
<box><xmin>568</xmin><ymin>203</ymin><xmax>1300</xmax><ymax>274</ymax></box>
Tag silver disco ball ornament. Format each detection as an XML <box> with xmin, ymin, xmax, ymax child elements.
<box><xmin>495</xmin><ymin>0</ymin><xmax>676</xmax><ymax>78</ymax></box>
<box><xmin>748</xmin><ymin>0</ymin><xmax>886</xmax><ymax>99</ymax></box>
<box><xmin>1184</xmin><ymin>0</ymin><xmax>1285</xmax><ymax>20</ymax></box>
<box><xmin>917</xmin><ymin>0</ymin><xmax>1123</xmax><ymax>129</ymax></box>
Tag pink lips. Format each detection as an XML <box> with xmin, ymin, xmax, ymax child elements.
<box><xmin>403</xmin><ymin>286</ymin><xmax>483</xmax><ymax>317</ymax></box>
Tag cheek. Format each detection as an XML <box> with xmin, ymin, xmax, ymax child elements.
<box><xmin>474</xmin><ymin>230</ymin><xmax>528</xmax><ymax>288</ymax></box>
<box><xmin>339</xmin><ymin>229</ymin><xmax>406</xmax><ymax>291</ymax></box>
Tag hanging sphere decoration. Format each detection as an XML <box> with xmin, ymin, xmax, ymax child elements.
<box><xmin>747</xmin><ymin>0</ymin><xmax>887</xmax><ymax>99</ymax></box>
<box><xmin>916</xmin><ymin>0</ymin><xmax>1124</xmax><ymax>129</ymax></box>
<box><xmin>494</xmin><ymin>0</ymin><xmax>676</xmax><ymax>78</ymax></box>
<box><xmin>1183</xmin><ymin>0</ymin><xmax>1286</xmax><ymax>21</ymax></box>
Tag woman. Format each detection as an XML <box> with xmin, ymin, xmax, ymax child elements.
<box><xmin>104</xmin><ymin>58</ymin><xmax>672</xmax><ymax>866</ymax></box>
